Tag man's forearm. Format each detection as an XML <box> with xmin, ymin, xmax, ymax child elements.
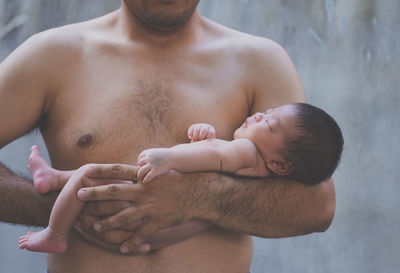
<box><xmin>186</xmin><ymin>172</ymin><xmax>335</xmax><ymax>238</ymax></box>
<box><xmin>0</xmin><ymin>162</ymin><xmax>55</xmax><ymax>226</ymax></box>
<box><xmin>73</xmin><ymin>163</ymin><xmax>335</xmax><ymax>253</ymax></box>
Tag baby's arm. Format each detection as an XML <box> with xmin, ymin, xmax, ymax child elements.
<box><xmin>137</xmin><ymin>139</ymin><xmax>259</xmax><ymax>183</ymax></box>
<box><xmin>137</xmin><ymin>123</ymin><xmax>217</xmax><ymax>183</ymax></box>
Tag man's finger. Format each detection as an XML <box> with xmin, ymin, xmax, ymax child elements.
<box><xmin>85</xmin><ymin>164</ymin><xmax>139</xmax><ymax>180</ymax></box>
<box><xmin>75</xmin><ymin>212</ymin><xmax>99</xmax><ymax>232</ymax></box>
<box><xmin>82</xmin><ymin>177</ymin><xmax>133</xmax><ymax>188</ymax></box>
<box><xmin>120</xmin><ymin>218</ymin><xmax>144</xmax><ymax>231</ymax></box>
<box><xmin>93</xmin><ymin>206</ymin><xmax>145</xmax><ymax>231</ymax></box>
<box><xmin>75</xmin><ymin>218</ymin><xmax>127</xmax><ymax>245</ymax></box>
<box><xmin>83</xmin><ymin>200</ymin><xmax>131</xmax><ymax>216</ymax></box>
<box><xmin>73</xmin><ymin>222</ymin><xmax>121</xmax><ymax>253</ymax></box>
<box><xmin>77</xmin><ymin>183</ymin><xmax>141</xmax><ymax>201</ymax></box>
<box><xmin>120</xmin><ymin>221</ymin><xmax>157</xmax><ymax>254</ymax></box>
<box><xmin>101</xmin><ymin>230</ymin><xmax>134</xmax><ymax>244</ymax></box>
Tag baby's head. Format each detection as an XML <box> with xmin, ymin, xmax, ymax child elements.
<box><xmin>234</xmin><ymin>103</ymin><xmax>344</xmax><ymax>184</ymax></box>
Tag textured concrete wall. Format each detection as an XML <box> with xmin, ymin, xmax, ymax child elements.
<box><xmin>1</xmin><ymin>1</ymin><xmax>399</xmax><ymax>272</ymax></box>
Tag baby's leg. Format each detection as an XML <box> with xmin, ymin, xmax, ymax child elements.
<box><xmin>18</xmin><ymin>227</ymin><xmax>68</xmax><ymax>253</ymax></box>
<box><xmin>28</xmin><ymin>145</ymin><xmax>74</xmax><ymax>193</ymax></box>
<box><xmin>19</xmin><ymin>168</ymin><xmax>87</xmax><ymax>253</ymax></box>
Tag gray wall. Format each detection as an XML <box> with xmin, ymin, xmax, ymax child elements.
<box><xmin>0</xmin><ymin>0</ymin><xmax>399</xmax><ymax>272</ymax></box>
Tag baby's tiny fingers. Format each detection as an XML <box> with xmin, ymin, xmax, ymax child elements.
<box><xmin>199</xmin><ymin>126</ymin><xmax>209</xmax><ymax>140</ymax></box>
<box><xmin>192</xmin><ymin>126</ymin><xmax>201</xmax><ymax>141</ymax></box>
<box><xmin>138</xmin><ymin>157</ymin><xmax>147</xmax><ymax>166</ymax></box>
<box><xmin>142</xmin><ymin>172</ymin><xmax>154</xmax><ymax>184</ymax></box>
<box><xmin>137</xmin><ymin>165</ymin><xmax>150</xmax><ymax>181</ymax></box>
<box><xmin>207</xmin><ymin>128</ymin><xmax>216</xmax><ymax>139</ymax></box>
<box><xmin>138</xmin><ymin>153</ymin><xmax>146</xmax><ymax>160</ymax></box>
<box><xmin>188</xmin><ymin>125</ymin><xmax>195</xmax><ymax>139</ymax></box>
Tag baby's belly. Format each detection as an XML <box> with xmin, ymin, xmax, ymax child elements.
<box><xmin>46</xmin><ymin>227</ymin><xmax>253</xmax><ymax>273</ymax></box>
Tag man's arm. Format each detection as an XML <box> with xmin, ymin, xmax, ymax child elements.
<box><xmin>188</xmin><ymin>173</ymin><xmax>335</xmax><ymax>237</ymax></box>
<box><xmin>0</xmin><ymin>162</ymin><xmax>55</xmax><ymax>226</ymax></box>
<box><xmin>76</xmin><ymin>164</ymin><xmax>334</xmax><ymax>253</ymax></box>
<box><xmin>0</xmin><ymin>31</ymin><xmax>64</xmax><ymax>226</ymax></box>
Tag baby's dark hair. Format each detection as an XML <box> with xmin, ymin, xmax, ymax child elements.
<box><xmin>281</xmin><ymin>103</ymin><xmax>344</xmax><ymax>185</ymax></box>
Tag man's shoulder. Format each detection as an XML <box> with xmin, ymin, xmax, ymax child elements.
<box><xmin>203</xmin><ymin>18</ymin><xmax>305</xmax><ymax>109</ymax></box>
<box><xmin>203</xmin><ymin>19</ymin><xmax>290</xmax><ymax>69</ymax></box>
<box><xmin>206</xmin><ymin>19</ymin><xmax>282</xmax><ymax>53</ymax></box>
<box><xmin>23</xmin><ymin>12</ymin><xmax>115</xmax><ymax>60</ymax></box>
<box><xmin>18</xmin><ymin>26</ymin><xmax>84</xmax><ymax>66</ymax></box>
<box><xmin>1</xmin><ymin>22</ymin><xmax>91</xmax><ymax>81</ymax></box>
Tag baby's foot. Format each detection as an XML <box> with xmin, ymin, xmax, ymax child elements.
<box><xmin>28</xmin><ymin>145</ymin><xmax>57</xmax><ymax>193</ymax></box>
<box><xmin>18</xmin><ymin>227</ymin><xmax>68</xmax><ymax>253</ymax></box>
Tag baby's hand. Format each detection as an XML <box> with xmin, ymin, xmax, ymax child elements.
<box><xmin>188</xmin><ymin>123</ymin><xmax>216</xmax><ymax>142</ymax></box>
<box><xmin>137</xmin><ymin>148</ymin><xmax>171</xmax><ymax>184</ymax></box>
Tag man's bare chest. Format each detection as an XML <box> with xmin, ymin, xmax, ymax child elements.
<box><xmin>42</xmin><ymin>69</ymin><xmax>249</xmax><ymax>169</ymax></box>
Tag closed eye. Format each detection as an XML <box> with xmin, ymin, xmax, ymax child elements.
<box><xmin>265</xmin><ymin>118</ymin><xmax>273</xmax><ymax>131</ymax></box>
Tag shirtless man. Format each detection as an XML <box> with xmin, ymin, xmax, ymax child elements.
<box><xmin>0</xmin><ymin>1</ymin><xmax>336</xmax><ymax>273</ymax></box>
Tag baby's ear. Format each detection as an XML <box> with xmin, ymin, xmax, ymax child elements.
<box><xmin>267</xmin><ymin>160</ymin><xmax>294</xmax><ymax>176</ymax></box>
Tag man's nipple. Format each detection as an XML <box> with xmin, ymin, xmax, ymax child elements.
<box><xmin>77</xmin><ymin>133</ymin><xmax>93</xmax><ymax>148</ymax></box>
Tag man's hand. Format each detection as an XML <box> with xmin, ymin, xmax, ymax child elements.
<box><xmin>78</xmin><ymin>164</ymin><xmax>193</xmax><ymax>254</ymax></box>
<box><xmin>67</xmin><ymin>164</ymin><xmax>141</xmax><ymax>252</ymax></box>
<box><xmin>137</xmin><ymin>148</ymin><xmax>172</xmax><ymax>184</ymax></box>
<box><xmin>188</xmin><ymin>123</ymin><xmax>216</xmax><ymax>142</ymax></box>
<box><xmin>74</xmin><ymin>199</ymin><xmax>143</xmax><ymax>253</ymax></box>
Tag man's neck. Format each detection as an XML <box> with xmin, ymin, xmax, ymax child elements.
<box><xmin>116</xmin><ymin>2</ymin><xmax>202</xmax><ymax>47</ymax></box>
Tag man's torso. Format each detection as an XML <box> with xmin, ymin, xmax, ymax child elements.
<box><xmin>40</xmin><ymin>11</ymin><xmax>261</xmax><ymax>273</ymax></box>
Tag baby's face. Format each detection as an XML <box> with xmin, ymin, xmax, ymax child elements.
<box><xmin>233</xmin><ymin>104</ymin><xmax>298</xmax><ymax>162</ymax></box>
